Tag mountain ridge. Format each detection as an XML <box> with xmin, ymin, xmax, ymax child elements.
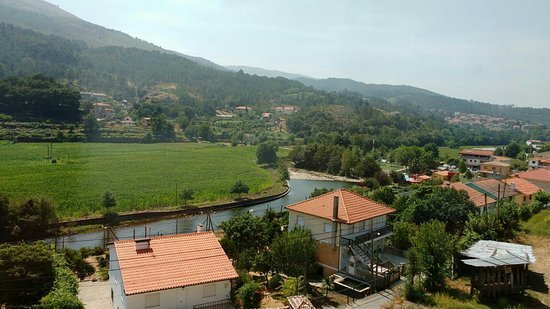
<box><xmin>0</xmin><ymin>0</ymin><xmax>226</xmax><ymax>70</ymax></box>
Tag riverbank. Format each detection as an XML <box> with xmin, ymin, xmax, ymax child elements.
<box><xmin>58</xmin><ymin>184</ymin><xmax>290</xmax><ymax>228</ymax></box>
<box><xmin>289</xmin><ymin>167</ymin><xmax>362</xmax><ymax>183</ymax></box>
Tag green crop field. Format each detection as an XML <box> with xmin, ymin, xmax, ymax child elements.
<box><xmin>438</xmin><ymin>145</ymin><xmax>502</xmax><ymax>160</ymax></box>
<box><xmin>0</xmin><ymin>142</ymin><xmax>283</xmax><ymax>219</ymax></box>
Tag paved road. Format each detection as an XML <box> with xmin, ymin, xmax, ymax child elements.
<box><xmin>79</xmin><ymin>281</ymin><xmax>111</xmax><ymax>309</ymax></box>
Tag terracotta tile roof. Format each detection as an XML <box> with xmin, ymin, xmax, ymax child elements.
<box><xmin>285</xmin><ymin>188</ymin><xmax>395</xmax><ymax>224</ymax></box>
<box><xmin>517</xmin><ymin>167</ymin><xmax>550</xmax><ymax>183</ymax></box>
<box><xmin>113</xmin><ymin>232</ymin><xmax>238</xmax><ymax>295</ymax></box>
<box><xmin>460</xmin><ymin>149</ymin><xmax>494</xmax><ymax>157</ymax></box>
<box><xmin>493</xmin><ymin>156</ymin><xmax>512</xmax><ymax>162</ymax></box>
<box><xmin>466</xmin><ymin>179</ymin><xmax>517</xmax><ymax>199</ymax></box>
<box><xmin>506</xmin><ymin>178</ymin><xmax>542</xmax><ymax>196</ymax></box>
<box><xmin>532</xmin><ymin>156</ymin><xmax>550</xmax><ymax>164</ymax></box>
<box><xmin>481</xmin><ymin>161</ymin><xmax>510</xmax><ymax>167</ymax></box>
<box><xmin>447</xmin><ymin>182</ymin><xmax>496</xmax><ymax>208</ymax></box>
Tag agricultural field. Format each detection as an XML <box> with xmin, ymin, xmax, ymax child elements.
<box><xmin>438</xmin><ymin>145</ymin><xmax>501</xmax><ymax>160</ymax></box>
<box><xmin>0</xmin><ymin>141</ymin><xmax>283</xmax><ymax>219</ymax></box>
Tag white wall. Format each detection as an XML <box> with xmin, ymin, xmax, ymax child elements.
<box><xmin>122</xmin><ymin>280</ymin><xmax>231</xmax><ymax>309</ymax></box>
<box><xmin>109</xmin><ymin>245</ymin><xmax>128</xmax><ymax>309</ymax></box>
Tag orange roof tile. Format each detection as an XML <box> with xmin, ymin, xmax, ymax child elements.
<box><xmin>460</xmin><ymin>149</ymin><xmax>494</xmax><ymax>157</ymax></box>
<box><xmin>506</xmin><ymin>178</ymin><xmax>542</xmax><ymax>196</ymax></box>
<box><xmin>113</xmin><ymin>232</ymin><xmax>238</xmax><ymax>295</ymax></box>
<box><xmin>285</xmin><ymin>189</ymin><xmax>395</xmax><ymax>224</ymax></box>
<box><xmin>447</xmin><ymin>182</ymin><xmax>496</xmax><ymax>208</ymax></box>
<box><xmin>517</xmin><ymin>167</ymin><xmax>550</xmax><ymax>183</ymax></box>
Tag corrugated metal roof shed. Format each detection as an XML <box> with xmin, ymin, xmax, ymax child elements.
<box><xmin>461</xmin><ymin>240</ymin><xmax>535</xmax><ymax>267</ymax></box>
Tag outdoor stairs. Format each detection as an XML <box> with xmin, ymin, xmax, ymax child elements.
<box><xmin>350</xmin><ymin>243</ymin><xmax>372</xmax><ymax>265</ymax></box>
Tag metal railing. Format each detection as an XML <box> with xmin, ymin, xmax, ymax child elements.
<box><xmin>193</xmin><ymin>299</ymin><xmax>232</xmax><ymax>309</ymax></box>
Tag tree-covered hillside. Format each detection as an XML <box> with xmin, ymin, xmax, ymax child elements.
<box><xmin>296</xmin><ymin>77</ymin><xmax>550</xmax><ymax>125</ymax></box>
<box><xmin>0</xmin><ymin>0</ymin><xmax>224</xmax><ymax>69</ymax></box>
<box><xmin>0</xmin><ymin>23</ymin><xmax>335</xmax><ymax>107</ymax></box>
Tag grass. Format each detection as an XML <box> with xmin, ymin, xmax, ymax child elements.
<box><xmin>522</xmin><ymin>209</ymin><xmax>550</xmax><ymax>236</ymax></box>
<box><xmin>439</xmin><ymin>145</ymin><xmax>502</xmax><ymax>160</ymax></box>
<box><xmin>0</xmin><ymin>142</ymin><xmax>284</xmax><ymax>219</ymax></box>
<box><xmin>379</xmin><ymin>162</ymin><xmax>404</xmax><ymax>172</ymax></box>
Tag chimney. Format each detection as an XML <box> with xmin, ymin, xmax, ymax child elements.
<box><xmin>333</xmin><ymin>196</ymin><xmax>339</xmax><ymax>221</ymax></box>
<box><xmin>509</xmin><ymin>183</ymin><xmax>516</xmax><ymax>193</ymax></box>
<box><xmin>135</xmin><ymin>238</ymin><xmax>151</xmax><ymax>251</ymax></box>
<box><xmin>197</xmin><ymin>223</ymin><xmax>206</xmax><ymax>233</ymax></box>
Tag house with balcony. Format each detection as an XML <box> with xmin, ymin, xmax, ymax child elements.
<box><xmin>286</xmin><ymin>189</ymin><xmax>403</xmax><ymax>292</ymax></box>
<box><xmin>459</xmin><ymin>149</ymin><xmax>494</xmax><ymax>170</ymax></box>
<box><xmin>109</xmin><ymin>232</ymin><xmax>238</xmax><ymax>309</ymax></box>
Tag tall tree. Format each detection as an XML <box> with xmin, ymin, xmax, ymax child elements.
<box><xmin>408</xmin><ymin>221</ymin><xmax>454</xmax><ymax>292</ymax></box>
<box><xmin>256</xmin><ymin>142</ymin><xmax>278</xmax><ymax>165</ymax></box>
<box><xmin>83</xmin><ymin>113</ymin><xmax>100</xmax><ymax>141</ymax></box>
<box><xmin>0</xmin><ymin>242</ymin><xmax>56</xmax><ymax>306</ymax></box>
<box><xmin>271</xmin><ymin>228</ymin><xmax>317</xmax><ymax>277</ymax></box>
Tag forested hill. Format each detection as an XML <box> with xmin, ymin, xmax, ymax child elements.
<box><xmin>296</xmin><ymin>77</ymin><xmax>550</xmax><ymax>125</ymax></box>
<box><xmin>0</xmin><ymin>23</ymin><xmax>360</xmax><ymax>107</ymax></box>
<box><xmin>0</xmin><ymin>0</ymin><xmax>224</xmax><ymax>70</ymax></box>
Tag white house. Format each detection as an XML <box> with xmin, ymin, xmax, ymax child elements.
<box><xmin>286</xmin><ymin>189</ymin><xmax>399</xmax><ymax>281</ymax></box>
<box><xmin>110</xmin><ymin>232</ymin><xmax>238</xmax><ymax>309</ymax></box>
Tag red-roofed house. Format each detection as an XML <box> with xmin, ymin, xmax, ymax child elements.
<box><xmin>286</xmin><ymin>189</ymin><xmax>397</xmax><ymax>279</ymax></box>
<box><xmin>516</xmin><ymin>167</ymin><xmax>550</xmax><ymax>193</ymax></box>
<box><xmin>109</xmin><ymin>232</ymin><xmax>238</xmax><ymax>309</ymax></box>
<box><xmin>506</xmin><ymin>178</ymin><xmax>542</xmax><ymax>205</ymax></box>
<box><xmin>446</xmin><ymin>182</ymin><xmax>496</xmax><ymax>213</ymax></box>
<box><xmin>460</xmin><ymin>149</ymin><xmax>494</xmax><ymax>170</ymax></box>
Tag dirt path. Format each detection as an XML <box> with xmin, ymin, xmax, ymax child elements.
<box><xmin>522</xmin><ymin>234</ymin><xmax>550</xmax><ymax>307</ymax></box>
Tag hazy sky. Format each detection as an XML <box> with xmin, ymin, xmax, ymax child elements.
<box><xmin>47</xmin><ymin>0</ymin><xmax>550</xmax><ymax>108</ymax></box>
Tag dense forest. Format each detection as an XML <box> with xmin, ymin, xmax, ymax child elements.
<box><xmin>0</xmin><ymin>74</ymin><xmax>80</xmax><ymax>122</ymax></box>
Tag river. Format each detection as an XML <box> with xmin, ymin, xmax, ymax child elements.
<box><xmin>53</xmin><ymin>179</ymin><xmax>352</xmax><ymax>250</ymax></box>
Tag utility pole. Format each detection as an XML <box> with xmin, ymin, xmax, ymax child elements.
<box><xmin>175</xmin><ymin>183</ymin><xmax>178</xmax><ymax>207</ymax></box>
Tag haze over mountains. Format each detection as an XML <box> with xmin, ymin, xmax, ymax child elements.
<box><xmin>0</xmin><ymin>0</ymin><xmax>549</xmax><ymax>124</ymax></box>
<box><xmin>0</xmin><ymin>0</ymin><xmax>225</xmax><ymax>70</ymax></box>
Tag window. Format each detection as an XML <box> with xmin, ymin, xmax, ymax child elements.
<box><xmin>296</xmin><ymin>215</ymin><xmax>304</xmax><ymax>227</ymax></box>
<box><xmin>203</xmin><ymin>283</ymin><xmax>216</xmax><ymax>298</ymax></box>
<box><xmin>144</xmin><ymin>293</ymin><xmax>160</xmax><ymax>308</ymax></box>
<box><xmin>324</xmin><ymin>223</ymin><xmax>332</xmax><ymax>233</ymax></box>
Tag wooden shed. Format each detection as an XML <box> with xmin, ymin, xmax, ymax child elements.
<box><xmin>461</xmin><ymin>240</ymin><xmax>535</xmax><ymax>297</ymax></box>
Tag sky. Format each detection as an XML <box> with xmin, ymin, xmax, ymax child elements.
<box><xmin>47</xmin><ymin>0</ymin><xmax>550</xmax><ymax>108</ymax></box>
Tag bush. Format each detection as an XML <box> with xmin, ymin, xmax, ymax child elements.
<box><xmin>268</xmin><ymin>274</ymin><xmax>283</xmax><ymax>290</ymax></box>
<box><xmin>236</xmin><ymin>281</ymin><xmax>263</xmax><ymax>309</ymax></box>
<box><xmin>39</xmin><ymin>254</ymin><xmax>84</xmax><ymax>309</ymax></box>
<box><xmin>61</xmin><ymin>248</ymin><xmax>95</xmax><ymax>280</ymax></box>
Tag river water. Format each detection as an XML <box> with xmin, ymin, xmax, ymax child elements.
<box><xmin>54</xmin><ymin>179</ymin><xmax>352</xmax><ymax>250</ymax></box>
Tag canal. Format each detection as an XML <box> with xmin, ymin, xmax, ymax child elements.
<box><xmin>53</xmin><ymin>179</ymin><xmax>353</xmax><ymax>250</ymax></box>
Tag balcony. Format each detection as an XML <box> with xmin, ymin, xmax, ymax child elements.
<box><xmin>341</xmin><ymin>225</ymin><xmax>393</xmax><ymax>244</ymax></box>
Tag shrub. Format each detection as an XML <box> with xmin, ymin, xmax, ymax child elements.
<box><xmin>268</xmin><ymin>274</ymin><xmax>283</xmax><ymax>290</ymax></box>
<box><xmin>236</xmin><ymin>281</ymin><xmax>263</xmax><ymax>309</ymax></box>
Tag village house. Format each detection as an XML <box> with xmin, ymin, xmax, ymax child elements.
<box><xmin>286</xmin><ymin>189</ymin><xmax>404</xmax><ymax>294</ymax></box>
<box><xmin>93</xmin><ymin>102</ymin><xmax>114</xmax><ymax>119</ymax></box>
<box><xmin>141</xmin><ymin>117</ymin><xmax>151</xmax><ymax>127</ymax></box>
<box><xmin>505</xmin><ymin>177</ymin><xmax>542</xmax><ymax>205</ymax></box>
<box><xmin>516</xmin><ymin>167</ymin><xmax>550</xmax><ymax>193</ymax></box>
<box><xmin>528</xmin><ymin>151</ymin><xmax>550</xmax><ymax>169</ymax></box>
<box><xmin>432</xmin><ymin>170</ymin><xmax>458</xmax><ymax>182</ymax></box>
<box><xmin>459</xmin><ymin>149</ymin><xmax>494</xmax><ymax>170</ymax></box>
<box><xmin>109</xmin><ymin>232</ymin><xmax>238</xmax><ymax>309</ymax></box>
<box><xmin>465</xmin><ymin>179</ymin><xmax>518</xmax><ymax>203</ymax></box>
<box><xmin>120</xmin><ymin>117</ymin><xmax>135</xmax><ymax>126</ymax></box>
<box><xmin>446</xmin><ymin>182</ymin><xmax>497</xmax><ymax>213</ymax></box>
<box><xmin>479</xmin><ymin>160</ymin><xmax>510</xmax><ymax>179</ymax></box>
<box><xmin>234</xmin><ymin>106</ymin><xmax>252</xmax><ymax>113</ymax></box>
